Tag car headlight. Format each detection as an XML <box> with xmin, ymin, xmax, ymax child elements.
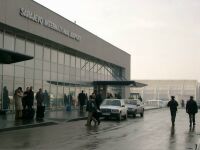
<box><xmin>111</xmin><ymin>109</ymin><xmax>120</xmax><ymax>113</ymax></box>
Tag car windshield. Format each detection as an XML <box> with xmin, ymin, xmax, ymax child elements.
<box><xmin>102</xmin><ymin>99</ymin><xmax>121</xmax><ymax>106</ymax></box>
<box><xmin>125</xmin><ymin>99</ymin><xmax>137</xmax><ymax>105</ymax></box>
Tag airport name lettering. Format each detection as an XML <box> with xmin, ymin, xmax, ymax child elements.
<box><xmin>19</xmin><ymin>8</ymin><xmax>81</xmax><ymax>41</ymax></box>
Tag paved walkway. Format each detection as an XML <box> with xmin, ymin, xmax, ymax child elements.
<box><xmin>0</xmin><ymin>106</ymin><xmax>159</xmax><ymax>132</ymax></box>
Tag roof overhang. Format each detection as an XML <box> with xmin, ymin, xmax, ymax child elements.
<box><xmin>47</xmin><ymin>80</ymin><xmax>147</xmax><ymax>88</ymax></box>
<box><xmin>47</xmin><ymin>81</ymin><xmax>92</xmax><ymax>87</ymax></box>
<box><xmin>93</xmin><ymin>80</ymin><xmax>147</xmax><ymax>87</ymax></box>
<box><xmin>0</xmin><ymin>48</ymin><xmax>33</xmax><ymax>64</ymax></box>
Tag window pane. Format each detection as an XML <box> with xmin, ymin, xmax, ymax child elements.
<box><xmin>25</xmin><ymin>68</ymin><xmax>34</xmax><ymax>79</ymax></box>
<box><xmin>0</xmin><ymin>31</ymin><xmax>3</xmax><ymax>48</ymax></box>
<box><xmin>15</xmin><ymin>66</ymin><xmax>24</xmax><ymax>78</ymax></box>
<box><xmin>64</xmin><ymin>66</ymin><xmax>69</xmax><ymax>81</ymax></box>
<box><xmin>51</xmin><ymin>72</ymin><xmax>57</xmax><ymax>81</ymax></box>
<box><xmin>34</xmin><ymin>80</ymin><xmax>42</xmax><ymax>93</ymax></box>
<box><xmin>51</xmin><ymin>49</ymin><xmax>57</xmax><ymax>63</ymax></box>
<box><xmin>76</xmin><ymin>69</ymin><xmax>80</xmax><ymax>77</ymax></box>
<box><xmin>58</xmin><ymin>64</ymin><xmax>64</xmax><ymax>73</ymax></box>
<box><xmin>15</xmin><ymin>37</ymin><xmax>25</xmax><ymax>53</ymax></box>
<box><xmin>94</xmin><ymin>64</ymin><xmax>97</xmax><ymax>73</ymax></box>
<box><xmin>35</xmin><ymin>59</ymin><xmax>43</xmax><ymax>70</ymax></box>
<box><xmin>15</xmin><ymin>61</ymin><xmax>24</xmax><ymax>67</ymax></box>
<box><xmin>81</xmin><ymin>70</ymin><xmax>85</xmax><ymax>81</ymax></box>
<box><xmin>71</xmin><ymin>56</ymin><xmax>75</xmax><ymax>67</ymax></box>
<box><xmin>76</xmin><ymin>57</ymin><xmax>80</xmax><ymax>68</ymax></box>
<box><xmin>4</xmin><ymin>33</ymin><xmax>14</xmax><ymax>51</ymax></box>
<box><xmin>14</xmin><ymin>77</ymin><xmax>24</xmax><ymax>92</ymax></box>
<box><xmin>50</xmin><ymin>84</ymin><xmax>57</xmax><ymax>109</ymax></box>
<box><xmin>51</xmin><ymin>63</ymin><xmax>57</xmax><ymax>72</ymax></box>
<box><xmin>35</xmin><ymin>69</ymin><xmax>42</xmax><ymax>80</ymax></box>
<box><xmin>26</xmin><ymin>41</ymin><xmax>34</xmax><ymax>56</ymax></box>
<box><xmin>0</xmin><ymin>65</ymin><xmax>2</xmax><ymax>75</ymax></box>
<box><xmin>65</xmin><ymin>54</ymin><xmax>70</xmax><ymax>66</ymax></box>
<box><xmin>43</xmin><ymin>71</ymin><xmax>50</xmax><ymax>80</ymax></box>
<box><xmin>25</xmin><ymin>79</ymin><xmax>33</xmax><ymax>90</ymax></box>
<box><xmin>81</xmin><ymin>59</ymin><xmax>85</xmax><ymax>68</ymax></box>
<box><xmin>3</xmin><ymin>64</ymin><xmax>14</xmax><ymax>76</ymax></box>
<box><xmin>58</xmin><ymin>52</ymin><xmax>64</xmax><ymax>65</ymax></box>
<box><xmin>86</xmin><ymin>62</ymin><xmax>89</xmax><ymax>71</ymax></box>
<box><xmin>43</xmin><ymin>61</ymin><xmax>50</xmax><ymax>71</ymax></box>
<box><xmin>58</xmin><ymin>74</ymin><xmax>64</xmax><ymax>81</ymax></box>
<box><xmin>70</xmin><ymin>67</ymin><xmax>75</xmax><ymax>75</ymax></box>
<box><xmin>25</xmin><ymin>59</ymin><xmax>34</xmax><ymax>68</ymax></box>
<box><xmin>90</xmin><ymin>62</ymin><xmax>94</xmax><ymax>71</ymax></box>
<box><xmin>44</xmin><ymin>46</ymin><xmax>50</xmax><ymax>61</ymax></box>
<box><xmin>35</xmin><ymin>44</ymin><xmax>43</xmax><ymax>59</ymax></box>
<box><xmin>57</xmin><ymin>86</ymin><xmax>64</xmax><ymax>108</ymax></box>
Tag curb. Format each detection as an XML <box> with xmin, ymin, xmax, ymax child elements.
<box><xmin>144</xmin><ymin>107</ymin><xmax>161</xmax><ymax>111</ymax></box>
<box><xmin>0</xmin><ymin>121</ymin><xmax>58</xmax><ymax>133</ymax></box>
<box><xmin>67</xmin><ymin>117</ymin><xmax>87</xmax><ymax>122</ymax></box>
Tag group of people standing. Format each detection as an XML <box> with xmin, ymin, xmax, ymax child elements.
<box><xmin>167</xmin><ymin>96</ymin><xmax>198</xmax><ymax>128</ymax></box>
<box><xmin>14</xmin><ymin>87</ymin><xmax>45</xmax><ymax>120</ymax></box>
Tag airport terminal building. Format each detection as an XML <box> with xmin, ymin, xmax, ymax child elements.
<box><xmin>0</xmin><ymin>0</ymin><xmax>131</xmax><ymax>110</ymax></box>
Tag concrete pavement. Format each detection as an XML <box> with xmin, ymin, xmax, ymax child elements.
<box><xmin>0</xmin><ymin>109</ymin><xmax>198</xmax><ymax>150</ymax></box>
<box><xmin>0</xmin><ymin>106</ymin><xmax>159</xmax><ymax>132</ymax></box>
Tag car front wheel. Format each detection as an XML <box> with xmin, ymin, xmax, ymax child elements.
<box><xmin>140</xmin><ymin>110</ymin><xmax>144</xmax><ymax>117</ymax></box>
<box><xmin>124</xmin><ymin>113</ymin><xmax>127</xmax><ymax>120</ymax></box>
<box><xmin>133</xmin><ymin>113</ymin><xmax>136</xmax><ymax>118</ymax></box>
<box><xmin>117</xmin><ymin>113</ymin><xmax>122</xmax><ymax>121</ymax></box>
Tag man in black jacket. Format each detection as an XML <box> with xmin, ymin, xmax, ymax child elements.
<box><xmin>186</xmin><ymin>96</ymin><xmax>198</xmax><ymax>128</ymax></box>
<box><xmin>167</xmin><ymin>96</ymin><xmax>179</xmax><ymax>127</ymax></box>
<box><xmin>78</xmin><ymin>91</ymin><xmax>86</xmax><ymax>112</ymax></box>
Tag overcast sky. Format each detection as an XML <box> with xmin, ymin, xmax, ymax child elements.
<box><xmin>34</xmin><ymin>0</ymin><xmax>200</xmax><ymax>81</ymax></box>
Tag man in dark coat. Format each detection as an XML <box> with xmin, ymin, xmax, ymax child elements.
<box><xmin>35</xmin><ymin>88</ymin><xmax>44</xmax><ymax>120</ymax></box>
<box><xmin>3</xmin><ymin>86</ymin><xmax>10</xmax><ymax>111</ymax></box>
<box><xmin>186</xmin><ymin>96</ymin><xmax>198</xmax><ymax>127</ymax></box>
<box><xmin>27</xmin><ymin>86</ymin><xmax>34</xmax><ymax>109</ymax></box>
<box><xmin>167</xmin><ymin>96</ymin><xmax>179</xmax><ymax>127</ymax></box>
<box><xmin>78</xmin><ymin>91</ymin><xmax>86</xmax><ymax>112</ymax></box>
<box><xmin>22</xmin><ymin>87</ymin><xmax>30</xmax><ymax>110</ymax></box>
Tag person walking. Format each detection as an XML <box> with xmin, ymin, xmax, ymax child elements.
<box><xmin>14</xmin><ymin>87</ymin><xmax>23</xmax><ymax>119</ymax></box>
<box><xmin>78</xmin><ymin>91</ymin><xmax>86</xmax><ymax>112</ymax></box>
<box><xmin>167</xmin><ymin>96</ymin><xmax>179</xmax><ymax>127</ymax></box>
<box><xmin>186</xmin><ymin>96</ymin><xmax>198</xmax><ymax>128</ymax></box>
<box><xmin>85</xmin><ymin>93</ymin><xmax>97</xmax><ymax>126</ymax></box>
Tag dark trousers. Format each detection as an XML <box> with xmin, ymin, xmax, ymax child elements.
<box><xmin>170</xmin><ymin>111</ymin><xmax>176</xmax><ymax>125</ymax></box>
<box><xmin>93</xmin><ymin>111</ymin><xmax>100</xmax><ymax>125</ymax></box>
<box><xmin>189</xmin><ymin>113</ymin><xmax>195</xmax><ymax>126</ymax></box>
<box><xmin>80</xmin><ymin>105</ymin><xmax>84</xmax><ymax>112</ymax></box>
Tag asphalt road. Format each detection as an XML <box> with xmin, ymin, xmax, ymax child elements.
<box><xmin>0</xmin><ymin>108</ymin><xmax>199</xmax><ymax>150</ymax></box>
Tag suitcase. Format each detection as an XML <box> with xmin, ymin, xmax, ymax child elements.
<box><xmin>36</xmin><ymin>106</ymin><xmax>45</xmax><ymax>119</ymax></box>
<box><xmin>22</xmin><ymin>108</ymin><xmax>35</xmax><ymax>120</ymax></box>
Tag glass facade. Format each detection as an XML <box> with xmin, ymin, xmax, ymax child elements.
<box><xmin>0</xmin><ymin>30</ymin><xmax>124</xmax><ymax>111</ymax></box>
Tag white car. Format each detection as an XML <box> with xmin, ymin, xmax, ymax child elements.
<box><xmin>100</xmin><ymin>99</ymin><xmax>128</xmax><ymax>121</ymax></box>
<box><xmin>124</xmin><ymin>99</ymin><xmax>144</xmax><ymax>118</ymax></box>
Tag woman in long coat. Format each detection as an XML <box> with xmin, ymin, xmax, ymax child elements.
<box><xmin>14</xmin><ymin>87</ymin><xmax>23</xmax><ymax>119</ymax></box>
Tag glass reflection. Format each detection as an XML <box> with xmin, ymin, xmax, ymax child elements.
<box><xmin>0</xmin><ymin>30</ymin><xmax>124</xmax><ymax>112</ymax></box>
